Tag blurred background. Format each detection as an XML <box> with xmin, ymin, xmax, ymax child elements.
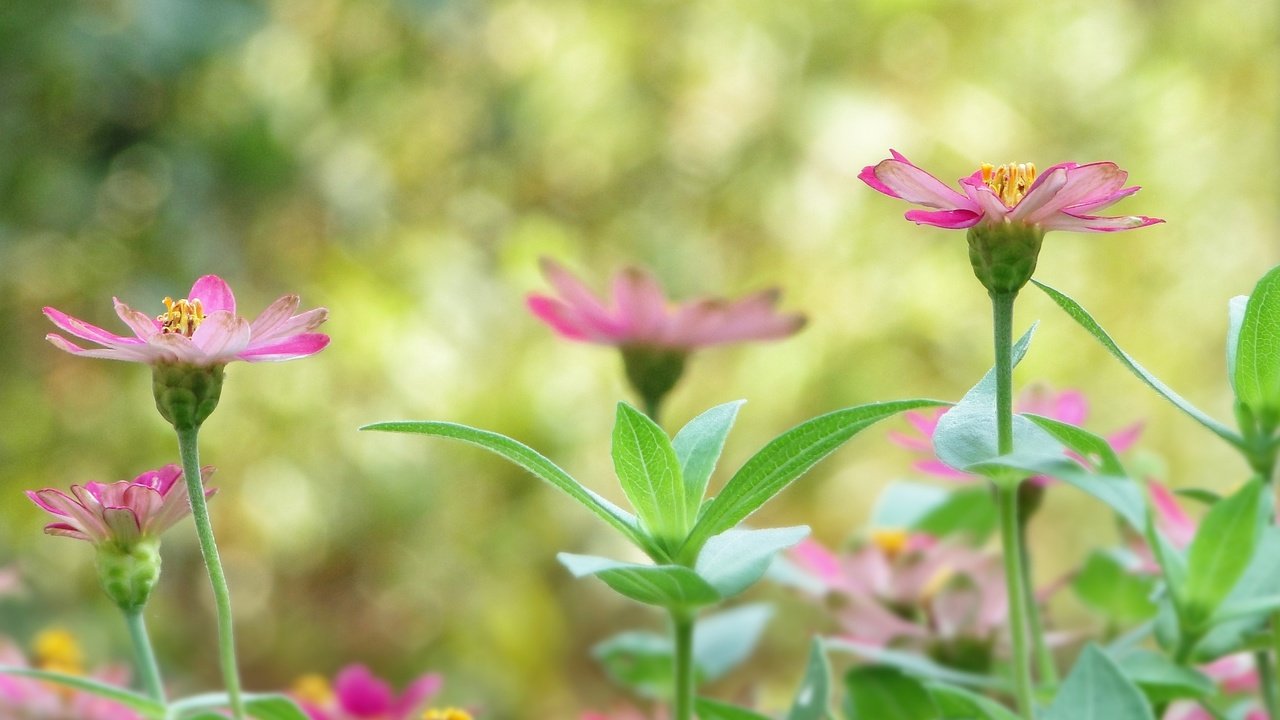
<box><xmin>0</xmin><ymin>0</ymin><xmax>1276</xmax><ymax>715</ymax></box>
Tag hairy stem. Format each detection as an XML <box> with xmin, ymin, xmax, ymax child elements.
<box><xmin>671</xmin><ymin>609</ymin><xmax>696</xmax><ymax>720</ymax></box>
<box><xmin>122</xmin><ymin>608</ymin><xmax>165</xmax><ymax>703</ymax></box>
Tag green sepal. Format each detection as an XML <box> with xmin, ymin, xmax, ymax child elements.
<box><xmin>966</xmin><ymin>223</ymin><xmax>1044</xmax><ymax>295</ymax></box>
<box><xmin>622</xmin><ymin>345</ymin><xmax>687</xmax><ymax>418</ymax></box>
<box><xmin>152</xmin><ymin>363</ymin><xmax>224</xmax><ymax>431</ymax></box>
<box><xmin>96</xmin><ymin>537</ymin><xmax>162</xmax><ymax>612</ymax></box>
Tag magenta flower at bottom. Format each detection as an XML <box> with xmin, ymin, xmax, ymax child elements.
<box><xmin>292</xmin><ymin>665</ymin><xmax>452</xmax><ymax>720</ymax></box>
<box><xmin>0</xmin><ymin>632</ymin><xmax>141</xmax><ymax>720</ymax></box>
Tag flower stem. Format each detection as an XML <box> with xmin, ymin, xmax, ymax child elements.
<box><xmin>176</xmin><ymin>426</ymin><xmax>245</xmax><ymax>720</ymax></box>
<box><xmin>122</xmin><ymin>608</ymin><xmax>165</xmax><ymax>703</ymax></box>
<box><xmin>1018</xmin><ymin>522</ymin><xmax>1059</xmax><ymax>688</ymax></box>
<box><xmin>1256</xmin><ymin>650</ymin><xmax>1280</xmax><ymax>720</ymax></box>
<box><xmin>992</xmin><ymin>291</ymin><xmax>1035</xmax><ymax>718</ymax></box>
<box><xmin>671</xmin><ymin>609</ymin><xmax>696</xmax><ymax>720</ymax></box>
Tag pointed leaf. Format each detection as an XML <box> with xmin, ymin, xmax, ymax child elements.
<box><xmin>1073</xmin><ymin>550</ymin><xmax>1158</xmax><ymax>624</ymax></box>
<box><xmin>911</xmin><ymin>487</ymin><xmax>999</xmax><ymax>543</ymax></box>
<box><xmin>786</xmin><ymin>637</ymin><xmax>831</xmax><ymax>720</ymax></box>
<box><xmin>1043</xmin><ymin>644</ymin><xmax>1155</xmax><ymax>720</ymax></box>
<box><xmin>360</xmin><ymin>421</ymin><xmax>657</xmax><ymax>556</ymax></box>
<box><xmin>681</xmin><ymin>399</ymin><xmax>947</xmax><ymax>557</ymax></box>
<box><xmin>673</xmin><ymin>400</ymin><xmax>744</xmax><ymax>520</ymax></box>
<box><xmin>1032</xmin><ymin>279</ymin><xmax>1241</xmax><ymax>446</ymax></box>
<box><xmin>1113</xmin><ymin>649</ymin><xmax>1214</xmax><ymax>704</ymax></box>
<box><xmin>826</xmin><ymin>638</ymin><xmax>1009</xmax><ymax>690</ymax></box>
<box><xmin>613</xmin><ymin>402</ymin><xmax>687</xmax><ymax>546</ymax></box>
<box><xmin>592</xmin><ymin>630</ymin><xmax>673</xmax><ymax>699</ymax></box>
<box><xmin>926</xmin><ymin>682</ymin><xmax>1020</xmax><ymax>720</ymax></box>
<box><xmin>169</xmin><ymin>693</ymin><xmax>312</xmax><ymax>720</ymax></box>
<box><xmin>844</xmin><ymin>666</ymin><xmax>938</xmax><ymax>720</ymax></box>
<box><xmin>1227</xmin><ymin>295</ymin><xmax>1248</xmax><ymax>388</ymax></box>
<box><xmin>695</xmin><ymin>526</ymin><xmax>810</xmax><ymax>598</ymax></box>
<box><xmin>557</xmin><ymin>553</ymin><xmax>721</xmax><ymax>608</ymax></box>
<box><xmin>1234</xmin><ymin>265</ymin><xmax>1280</xmax><ymax>419</ymax></box>
<box><xmin>694</xmin><ymin>699</ymin><xmax>772</xmax><ymax>720</ymax></box>
<box><xmin>1184</xmin><ymin>479</ymin><xmax>1263</xmax><ymax>626</ymax></box>
<box><xmin>871</xmin><ymin>482</ymin><xmax>950</xmax><ymax>528</ymax></box>
<box><xmin>0</xmin><ymin>667</ymin><xmax>165</xmax><ymax>718</ymax></box>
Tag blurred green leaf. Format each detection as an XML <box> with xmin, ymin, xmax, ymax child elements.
<box><xmin>1112</xmin><ymin>649</ymin><xmax>1214</xmax><ymax>704</ymax></box>
<box><xmin>673</xmin><ymin>400</ymin><xmax>744</xmax><ymax>522</ymax></box>
<box><xmin>925</xmin><ymin>682</ymin><xmax>1019</xmax><ymax>720</ymax></box>
<box><xmin>1184</xmin><ymin>479</ymin><xmax>1263</xmax><ymax>627</ymax></box>
<box><xmin>1043</xmin><ymin>645</ymin><xmax>1154</xmax><ymax>720</ymax></box>
<box><xmin>613</xmin><ymin>402</ymin><xmax>688</xmax><ymax>548</ymax></box>
<box><xmin>1073</xmin><ymin>550</ymin><xmax>1158</xmax><ymax>624</ymax></box>
<box><xmin>557</xmin><ymin>552</ymin><xmax>720</xmax><ymax>609</ymax></box>
<box><xmin>1233</xmin><ymin>264</ymin><xmax>1280</xmax><ymax>421</ymax></box>
<box><xmin>695</xmin><ymin>698</ymin><xmax>772</xmax><ymax>720</ymax></box>
<box><xmin>826</xmin><ymin>638</ymin><xmax>1008</xmax><ymax>690</ymax></box>
<box><xmin>1197</xmin><ymin>527</ymin><xmax>1280</xmax><ymax>657</ymax></box>
<box><xmin>844</xmin><ymin>666</ymin><xmax>937</xmax><ymax>720</ymax></box>
<box><xmin>1032</xmin><ymin>280</ymin><xmax>1241</xmax><ymax>447</ymax></box>
<box><xmin>693</xmin><ymin>603</ymin><xmax>774</xmax><ymax>680</ymax></box>
<box><xmin>170</xmin><ymin>693</ymin><xmax>312</xmax><ymax>720</ymax></box>
<box><xmin>681</xmin><ymin>398</ymin><xmax>948</xmax><ymax>559</ymax></box>
<box><xmin>694</xmin><ymin>526</ymin><xmax>809</xmax><ymax>598</ymax></box>
<box><xmin>1227</xmin><ymin>295</ymin><xmax>1248</xmax><ymax>389</ymax></box>
<box><xmin>0</xmin><ymin>667</ymin><xmax>163</xmax><ymax>718</ymax></box>
<box><xmin>871</xmin><ymin>481</ymin><xmax>950</xmax><ymax>528</ymax></box>
<box><xmin>911</xmin><ymin>487</ymin><xmax>998</xmax><ymax>544</ymax></box>
<box><xmin>786</xmin><ymin>637</ymin><xmax>830</xmax><ymax>720</ymax></box>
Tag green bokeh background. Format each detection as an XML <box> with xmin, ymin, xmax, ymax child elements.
<box><xmin>0</xmin><ymin>0</ymin><xmax>1276</xmax><ymax>715</ymax></box>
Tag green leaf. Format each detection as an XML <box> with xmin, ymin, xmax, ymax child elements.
<box><xmin>613</xmin><ymin>402</ymin><xmax>688</xmax><ymax>547</ymax></box>
<box><xmin>557</xmin><ymin>553</ymin><xmax>720</xmax><ymax>608</ymax></box>
<box><xmin>695</xmin><ymin>526</ymin><xmax>810</xmax><ymax>598</ymax></box>
<box><xmin>1023</xmin><ymin>415</ymin><xmax>1147</xmax><ymax>531</ymax></box>
<box><xmin>591</xmin><ymin>630</ymin><xmax>673</xmax><ymax>699</ymax></box>
<box><xmin>1184</xmin><ymin>479</ymin><xmax>1264</xmax><ymax>626</ymax></box>
<box><xmin>681</xmin><ymin>398</ymin><xmax>947</xmax><ymax>558</ymax></box>
<box><xmin>844</xmin><ymin>666</ymin><xmax>938</xmax><ymax>720</ymax></box>
<box><xmin>1032</xmin><ymin>279</ymin><xmax>1241</xmax><ymax>446</ymax></box>
<box><xmin>0</xmin><ymin>666</ymin><xmax>165</xmax><ymax>718</ymax></box>
<box><xmin>786</xmin><ymin>637</ymin><xmax>831</xmax><ymax>720</ymax></box>
<box><xmin>169</xmin><ymin>693</ymin><xmax>312</xmax><ymax>720</ymax></box>
<box><xmin>926</xmin><ymin>682</ymin><xmax>1020</xmax><ymax>720</ymax></box>
<box><xmin>1197</xmin><ymin>527</ymin><xmax>1280</xmax><ymax>658</ymax></box>
<box><xmin>1043</xmin><ymin>645</ymin><xmax>1155</xmax><ymax>720</ymax></box>
<box><xmin>359</xmin><ymin>421</ymin><xmax>658</xmax><ymax>556</ymax></box>
<box><xmin>1073</xmin><ymin>550</ymin><xmax>1158</xmax><ymax>624</ymax></box>
<box><xmin>1234</xmin><ymin>264</ymin><xmax>1280</xmax><ymax>420</ymax></box>
<box><xmin>871</xmin><ymin>482</ymin><xmax>950</xmax><ymax>528</ymax></box>
<box><xmin>826</xmin><ymin>638</ymin><xmax>1009</xmax><ymax>690</ymax></box>
<box><xmin>694</xmin><ymin>603</ymin><xmax>774</xmax><ymax>680</ymax></box>
<box><xmin>911</xmin><ymin>487</ymin><xmax>999</xmax><ymax>544</ymax></box>
<box><xmin>673</xmin><ymin>400</ymin><xmax>744</xmax><ymax>521</ymax></box>
<box><xmin>694</xmin><ymin>698</ymin><xmax>772</xmax><ymax>720</ymax></box>
<box><xmin>1227</xmin><ymin>295</ymin><xmax>1248</xmax><ymax>388</ymax></box>
<box><xmin>1113</xmin><ymin>649</ymin><xmax>1214</xmax><ymax>704</ymax></box>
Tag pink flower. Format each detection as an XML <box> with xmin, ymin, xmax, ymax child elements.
<box><xmin>26</xmin><ymin>465</ymin><xmax>214</xmax><ymax>547</ymax></box>
<box><xmin>0</xmin><ymin>632</ymin><xmax>142</xmax><ymax>720</ymax></box>
<box><xmin>890</xmin><ymin>386</ymin><xmax>1142</xmax><ymax>485</ymax></box>
<box><xmin>527</xmin><ymin>259</ymin><xmax>804</xmax><ymax>350</ymax></box>
<box><xmin>292</xmin><ymin>665</ymin><xmax>447</xmax><ymax>720</ymax></box>
<box><xmin>787</xmin><ymin>533</ymin><xmax>1007</xmax><ymax>669</ymax></box>
<box><xmin>581</xmin><ymin>708</ymin><xmax>666</xmax><ymax>720</ymax></box>
<box><xmin>1163</xmin><ymin>654</ymin><xmax>1262</xmax><ymax>719</ymax></box>
<box><xmin>859</xmin><ymin>150</ymin><xmax>1163</xmax><ymax>233</ymax></box>
<box><xmin>45</xmin><ymin>275</ymin><xmax>329</xmax><ymax>367</ymax></box>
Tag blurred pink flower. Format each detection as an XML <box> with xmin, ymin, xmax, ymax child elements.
<box><xmin>859</xmin><ymin>150</ymin><xmax>1163</xmax><ymax>233</ymax></box>
<box><xmin>788</xmin><ymin>533</ymin><xmax>1007</xmax><ymax>670</ymax></box>
<box><xmin>527</xmin><ymin>259</ymin><xmax>804</xmax><ymax>350</ymax></box>
<box><xmin>0</xmin><ymin>632</ymin><xmax>141</xmax><ymax>720</ymax></box>
<box><xmin>293</xmin><ymin>665</ymin><xmax>447</xmax><ymax>720</ymax></box>
<box><xmin>26</xmin><ymin>465</ymin><xmax>214</xmax><ymax>547</ymax></box>
<box><xmin>581</xmin><ymin>708</ymin><xmax>666</xmax><ymax>720</ymax></box>
<box><xmin>890</xmin><ymin>386</ymin><xmax>1142</xmax><ymax>485</ymax></box>
<box><xmin>45</xmin><ymin>275</ymin><xmax>329</xmax><ymax>367</ymax></box>
<box><xmin>1163</xmin><ymin>653</ymin><xmax>1261</xmax><ymax>719</ymax></box>
<box><xmin>1128</xmin><ymin>480</ymin><xmax>1199</xmax><ymax>575</ymax></box>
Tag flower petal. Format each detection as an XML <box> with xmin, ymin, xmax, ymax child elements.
<box><xmin>113</xmin><ymin>299</ymin><xmax>161</xmax><ymax>340</ymax></box>
<box><xmin>248</xmin><ymin>295</ymin><xmax>301</xmax><ymax>337</ymax></box>
<box><xmin>1037</xmin><ymin>212</ymin><xmax>1164</xmax><ymax>233</ymax></box>
<box><xmin>1004</xmin><ymin>165</ymin><xmax>1070</xmax><ymax>222</ymax></box>
<box><xmin>190</xmin><ymin>311</ymin><xmax>252</xmax><ymax>361</ymax></box>
<box><xmin>102</xmin><ymin>507</ymin><xmax>143</xmax><ymax>545</ymax></box>
<box><xmin>394</xmin><ymin>673</ymin><xmax>444</xmax><ymax>715</ymax></box>
<box><xmin>1014</xmin><ymin>162</ymin><xmax>1128</xmax><ymax>224</ymax></box>
<box><xmin>189</xmin><ymin>275</ymin><xmax>236</xmax><ymax>315</ymax></box>
<box><xmin>334</xmin><ymin>665</ymin><xmax>394</xmax><ymax>715</ymax></box>
<box><xmin>527</xmin><ymin>295</ymin><xmax>598</xmax><ymax>342</ymax></box>
<box><xmin>612</xmin><ymin>268</ymin><xmax>669</xmax><ymax>342</ymax></box>
<box><xmin>43</xmin><ymin>307</ymin><xmax>140</xmax><ymax>347</ymax></box>
<box><xmin>540</xmin><ymin>259</ymin><xmax>619</xmax><ymax>332</ymax></box>
<box><xmin>250</xmin><ymin>303</ymin><xmax>329</xmax><ymax>344</ymax></box>
<box><xmin>860</xmin><ymin>150</ymin><xmax>976</xmax><ymax>210</ymax></box>
<box><xmin>238</xmin><ymin>333</ymin><xmax>331</xmax><ymax>362</ymax></box>
<box><xmin>903</xmin><ymin>208</ymin><xmax>982</xmax><ymax>228</ymax></box>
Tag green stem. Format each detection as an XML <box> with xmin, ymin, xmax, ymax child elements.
<box><xmin>1256</xmin><ymin>650</ymin><xmax>1280</xmax><ymax>720</ymax></box>
<box><xmin>176</xmin><ymin>426</ymin><xmax>245</xmax><ymax>720</ymax></box>
<box><xmin>122</xmin><ymin>608</ymin><xmax>165</xmax><ymax>703</ymax></box>
<box><xmin>671</xmin><ymin>609</ymin><xmax>696</xmax><ymax>720</ymax></box>
<box><xmin>644</xmin><ymin>396</ymin><xmax>662</xmax><ymax>425</ymax></box>
<box><xmin>992</xmin><ymin>291</ymin><xmax>1035</xmax><ymax>718</ymax></box>
<box><xmin>1019</xmin><ymin>522</ymin><xmax>1059</xmax><ymax>688</ymax></box>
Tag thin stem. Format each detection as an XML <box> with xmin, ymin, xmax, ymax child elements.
<box><xmin>1256</xmin><ymin>650</ymin><xmax>1280</xmax><ymax>720</ymax></box>
<box><xmin>1019</xmin><ymin>522</ymin><xmax>1059</xmax><ymax>688</ymax></box>
<box><xmin>991</xmin><ymin>291</ymin><xmax>1035</xmax><ymax>718</ymax></box>
<box><xmin>176</xmin><ymin>426</ymin><xmax>245</xmax><ymax>720</ymax></box>
<box><xmin>644</xmin><ymin>396</ymin><xmax>662</xmax><ymax>425</ymax></box>
<box><xmin>122</xmin><ymin>608</ymin><xmax>165</xmax><ymax>703</ymax></box>
<box><xmin>671</xmin><ymin>609</ymin><xmax>696</xmax><ymax>720</ymax></box>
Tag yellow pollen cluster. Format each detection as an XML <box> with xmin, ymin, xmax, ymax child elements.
<box><xmin>157</xmin><ymin>297</ymin><xmax>206</xmax><ymax>336</ymax></box>
<box><xmin>981</xmin><ymin>162</ymin><xmax>1038</xmax><ymax>206</ymax></box>
<box><xmin>290</xmin><ymin>674</ymin><xmax>335</xmax><ymax>706</ymax></box>
<box><xmin>423</xmin><ymin>709</ymin><xmax>473</xmax><ymax>720</ymax></box>
<box><xmin>870</xmin><ymin>529</ymin><xmax>910</xmax><ymax>559</ymax></box>
<box><xmin>33</xmin><ymin>628</ymin><xmax>84</xmax><ymax>676</ymax></box>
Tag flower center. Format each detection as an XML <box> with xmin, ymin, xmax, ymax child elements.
<box><xmin>870</xmin><ymin>529</ymin><xmax>910</xmax><ymax>560</ymax></box>
<box><xmin>423</xmin><ymin>709</ymin><xmax>474</xmax><ymax>720</ymax></box>
<box><xmin>157</xmin><ymin>297</ymin><xmax>206</xmax><ymax>336</ymax></box>
<box><xmin>290</xmin><ymin>674</ymin><xmax>335</xmax><ymax>706</ymax></box>
<box><xmin>981</xmin><ymin>162</ymin><xmax>1037</xmax><ymax>206</ymax></box>
<box><xmin>34</xmin><ymin>628</ymin><xmax>84</xmax><ymax>676</ymax></box>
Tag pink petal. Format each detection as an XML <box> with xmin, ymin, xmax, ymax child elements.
<box><xmin>45</xmin><ymin>333</ymin><xmax>164</xmax><ymax>362</ymax></box>
<box><xmin>238</xmin><ymin>333</ymin><xmax>331</xmax><ymax>362</ymax></box>
<box><xmin>189</xmin><ymin>275</ymin><xmax>236</xmax><ymax>315</ymax></box>
<box><xmin>1038</xmin><ymin>212</ymin><xmax>1165</xmax><ymax>233</ymax></box>
<box><xmin>113</xmin><ymin>299</ymin><xmax>161</xmax><ymax>340</ymax></box>
<box><xmin>43</xmin><ymin>307</ymin><xmax>140</xmax><ymax>347</ymax></box>
<box><xmin>190</xmin><ymin>312</ymin><xmax>253</xmax><ymax>361</ymax></box>
<box><xmin>43</xmin><ymin>524</ymin><xmax>91</xmax><ymax>541</ymax></box>
<box><xmin>1149</xmin><ymin>481</ymin><xmax>1197</xmax><ymax>549</ymax></box>
<box><xmin>611</xmin><ymin>268</ymin><xmax>669</xmax><ymax>342</ymax></box>
<box><xmin>334</xmin><ymin>665</ymin><xmax>394</xmax><ymax>715</ymax></box>
<box><xmin>144</xmin><ymin>332</ymin><xmax>210</xmax><ymax>364</ymax></box>
<box><xmin>540</xmin><ymin>259</ymin><xmax>620</xmax><ymax>333</ymax></box>
<box><xmin>1107</xmin><ymin>422</ymin><xmax>1144</xmax><ymax>453</ymax></box>
<box><xmin>1015</xmin><ymin>162</ymin><xmax>1128</xmax><ymax>224</ymax></box>
<box><xmin>102</xmin><ymin>507</ymin><xmax>143</xmax><ymax>545</ymax></box>
<box><xmin>247</xmin><ymin>295</ymin><xmax>302</xmax><ymax>338</ymax></box>
<box><xmin>903</xmin><ymin>208</ymin><xmax>982</xmax><ymax>228</ymax></box>
<box><xmin>914</xmin><ymin>458</ymin><xmax>973</xmax><ymax>481</ymax></box>
<box><xmin>527</xmin><ymin>295</ymin><xmax>598</xmax><ymax>342</ymax></box>
<box><xmin>887</xmin><ymin>429</ymin><xmax>931</xmax><ymax>452</ymax></box>
<box><xmin>958</xmin><ymin>174</ymin><xmax>1015</xmax><ymax>218</ymax></box>
<box><xmin>790</xmin><ymin>539</ymin><xmax>842</xmax><ymax>586</ymax></box>
<box><xmin>860</xmin><ymin>150</ymin><xmax>976</xmax><ymax>210</ymax></box>
<box><xmin>1066</xmin><ymin>185</ymin><xmax>1139</xmax><ymax>214</ymax></box>
<box><xmin>1006</xmin><ymin>165</ymin><xmax>1071</xmax><ymax>222</ymax></box>
<box><xmin>394</xmin><ymin>673</ymin><xmax>444</xmax><ymax>714</ymax></box>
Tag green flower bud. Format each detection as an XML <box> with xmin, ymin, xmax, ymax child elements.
<box><xmin>95</xmin><ymin>538</ymin><xmax>162</xmax><ymax>612</ymax></box>
<box><xmin>153</xmin><ymin>363</ymin><xmax>225</xmax><ymax>431</ymax></box>
<box><xmin>621</xmin><ymin>346</ymin><xmax>687</xmax><ymax>419</ymax></box>
<box><xmin>967</xmin><ymin>223</ymin><xmax>1045</xmax><ymax>296</ymax></box>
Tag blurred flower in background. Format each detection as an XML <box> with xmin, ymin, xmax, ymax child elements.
<box><xmin>291</xmin><ymin>664</ymin><xmax>457</xmax><ymax>720</ymax></box>
<box><xmin>0</xmin><ymin>629</ymin><xmax>141</xmax><ymax>719</ymax></box>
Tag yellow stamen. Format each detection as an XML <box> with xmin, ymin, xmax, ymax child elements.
<box><xmin>921</xmin><ymin>566</ymin><xmax>956</xmax><ymax>601</ymax></box>
<box><xmin>870</xmin><ymin>529</ymin><xmax>911</xmax><ymax>560</ymax></box>
<box><xmin>980</xmin><ymin>162</ymin><xmax>1038</xmax><ymax>206</ymax></box>
<box><xmin>157</xmin><ymin>297</ymin><xmax>206</xmax><ymax>336</ymax></box>
<box><xmin>290</xmin><ymin>674</ymin><xmax>335</xmax><ymax>706</ymax></box>
<box><xmin>423</xmin><ymin>709</ymin><xmax>473</xmax><ymax>720</ymax></box>
<box><xmin>33</xmin><ymin>628</ymin><xmax>84</xmax><ymax>676</ymax></box>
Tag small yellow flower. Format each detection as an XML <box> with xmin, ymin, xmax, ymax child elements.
<box><xmin>33</xmin><ymin>628</ymin><xmax>83</xmax><ymax>676</ymax></box>
<box><xmin>423</xmin><ymin>708</ymin><xmax>474</xmax><ymax>720</ymax></box>
<box><xmin>291</xmin><ymin>674</ymin><xmax>335</xmax><ymax>706</ymax></box>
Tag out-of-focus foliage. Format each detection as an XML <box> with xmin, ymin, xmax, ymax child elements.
<box><xmin>0</xmin><ymin>0</ymin><xmax>1275</xmax><ymax>715</ymax></box>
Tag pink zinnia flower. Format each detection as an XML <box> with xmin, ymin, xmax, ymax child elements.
<box><xmin>581</xmin><ymin>708</ymin><xmax>667</xmax><ymax>720</ymax></box>
<box><xmin>890</xmin><ymin>386</ymin><xmax>1142</xmax><ymax>485</ymax></box>
<box><xmin>0</xmin><ymin>632</ymin><xmax>142</xmax><ymax>720</ymax></box>
<box><xmin>787</xmin><ymin>533</ymin><xmax>1008</xmax><ymax>669</ymax></box>
<box><xmin>45</xmin><ymin>275</ymin><xmax>329</xmax><ymax>367</ymax></box>
<box><xmin>292</xmin><ymin>665</ymin><xmax>450</xmax><ymax>720</ymax></box>
<box><xmin>859</xmin><ymin>150</ymin><xmax>1163</xmax><ymax>233</ymax></box>
<box><xmin>26</xmin><ymin>465</ymin><xmax>214</xmax><ymax>547</ymax></box>
<box><xmin>527</xmin><ymin>259</ymin><xmax>804</xmax><ymax>350</ymax></box>
<box><xmin>1163</xmin><ymin>653</ymin><xmax>1262</xmax><ymax>720</ymax></box>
